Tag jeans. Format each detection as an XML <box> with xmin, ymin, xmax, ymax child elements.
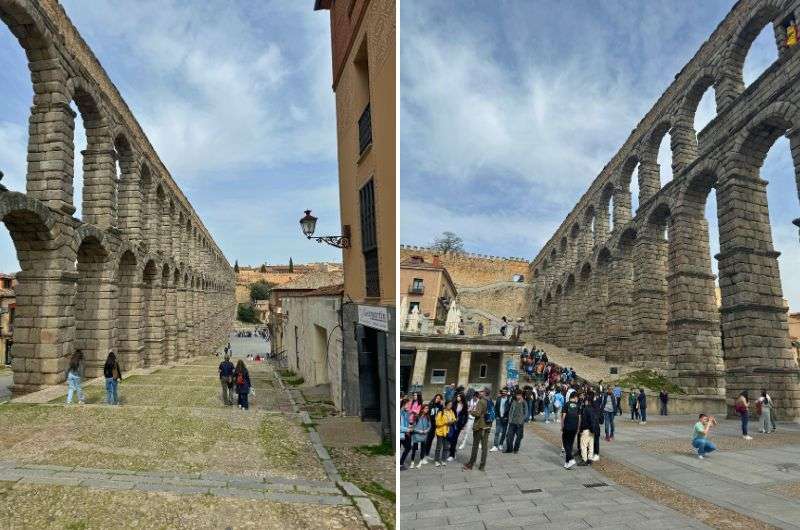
<box><xmin>505</xmin><ymin>422</ymin><xmax>524</xmax><ymax>452</ymax></box>
<box><xmin>467</xmin><ymin>428</ymin><xmax>490</xmax><ymax>469</ymax></box>
<box><xmin>630</xmin><ymin>404</ymin><xmax>638</xmax><ymax>421</ymax></box>
<box><xmin>604</xmin><ymin>411</ymin><xmax>615</xmax><ymax>437</ymax></box>
<box><xmin>400</xmin><ymin>435</ymin><xmax>412</xmax><ymax>466</ymax></box>
<box><xmin>449</xmin><ymin>427</ymin><xmax>462</xmax><ymax>458</ymax></box>
<box><xmin>692</xmin><ymin>438</ymin><xmax>716</xmax><ymax>456</ymax></box>
<box><xmin>543</xmin><ymin>403</ymin><xmax>551</xmax><ymax>422</ymax></box>
<box><xmin>562</xmin><ymin>429</ymin><xmax>577</xmax><ymax>463</ymax></box>
<box><xmin>740</xmin><ymin>413</ymin><xmax>748</xmax><ymax>436</ymax></box>
<box><xmin>434</xmin><ymin>435</ymin><xmax>449</xmax><ymax>463</ymax></box>
<box><xmin>639</xmin><ymin>404</ymin><xmax>647</xmax><ymax>422</ymax></box>
<box><xmin>238</xmin><ymin>391</ymin><xmax>249</xmax><ymax>409</ymax></box>
<box><xmin>411</xmin><ymin>442</ymin><xmax>422</xmax><ymax>465</ymax></box>
<box><xmin>66</xmin><ymin>372</ymin><xmax>85</xmax><ymax>404</ymax></box>
<box><xmin>554</xmin><ymin>406</ymin><xmax>561</xmax><ymax>422</ymax></box>
<box><xmin>660</xmin><ymin>401</ymin><xmax>668</xmax><ymax>415</ymax></box>
<box><xmin>493</xmin><ymin>418</ymin><xmax>508</xmax><ymax>447</ymax></box>
<box><xmin>525</xmin><ymin>399</ymin><xmax>533</xmax><ymax>421</ymax></box>
<box><xmin>105</xmin><ymin>377</ymin><xmax>119</xmax><ymax>405</ymax></box>
<box><xmin>615</xmin><ymin>396</ymin><xmax>623</xmax><ymax>415</ymax></box>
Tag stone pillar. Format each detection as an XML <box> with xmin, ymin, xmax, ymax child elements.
<box><xmin>569</xmin><ymin>284</ymin><xmax>584</xmax><ymax>353</ymax></box>
<box><xmin>556</xmin><ymin>291</ymin><xmax>570</xmax><ymax>348</ymax></box>
<box><xmin>458</xmin><ymin>350</ymin><xmax>472</xmax><ymax>387</ymax></box>
<box><xmin>117</xmin><ymin>275</ymin><xmax>143</xmax><ymax>371</ymax></box>
<box><xmin>595</xmin><ymin>204</ymin><xmax>609</xmax><ymax>242</ymax></box>
<box><xmin>585</xmin><ymin>268</ymin><xmax>607</xmax><ymax>358</ymax></box>
<box><xmin>79</xmin><ymin>269</ymin><xmax>118</xmax><ymax>378</ymax></box>
<box><xmin>613</xmin><ymin>187</ymin><xmax>632</xmax><ymax>227</ymax></box>
<box><xmin>11</xmin><ymin>269</ymin><xmax>77</xmax><ymax>394</ymax></box>
<box><xmin>605</xmin><ymin>256</ymin><xmax>634</xmax><ymax>364</ymax></box>
<box><xmin>165</xmin><ymin>279</ymin><xmax>177</xmax><ymax>362</ymax></box>
<box><xmin>117</xmin><ymin>162</ymin><xmax>142</xmax><ymax>245</ymax></box>
<box><xmin>143</xmin><ymin>277</ymin><xmax>164</xmax><ymax>367</ymax></box>
<box><xmin>637</xmin><ymin>160</ymin><xmax>660</xmax><ymax>207</ymax></box>
<box><xmin>81</xmin><ymin>148</ymin><xmax>117</xmax><ymax>229</ymax></box>
<box><xmin>177</xmin><ymin>286</ymin><xmax>188</xmax><ymax>359</ymax></box>
<box><xmin>667</xmin><ymin>206</ymin><xmax>725</xmax><ymax>400</ymax></box>
<box><xmin>631</xmin><ymin>230</ymin><xmax>669</xmax><ymax>368</ymax></box>
<box><xmin>717</xmin><ymin>173</ymin><xmax>800</xmax><ymax>418</ymax></box>
<box><xmin>26</xmin><ymin>95</ymin><xmax>75</xmax><ymax>214</ymax></box>
<box><xmin>671</xmin><ymin>123</ymin><xmax>699</xmax><ymax>173</ymax></box>
<box><xmin>411</xmin><ymin>348</ymin><xmax>428</xmax><ymax>387</ymax></box>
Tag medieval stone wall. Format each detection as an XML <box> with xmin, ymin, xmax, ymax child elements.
<box><xmin>400</xmin><ymin>245</ymin><xmax>529</xmax><ymax>287</ymax></box>
<box><xmin>456</xmin><ymin>283</ymin><xmax>530</xmax><ymax>322</ymax></box>
<box><xmin>0</xmin><ymin>0</ymin><xmax>236</xmax><ymax>394</ymax></box>
<box><xmin>528</xmin><ymin>0</ymin><xmax>800</xmax><ymax>418</ymax></box>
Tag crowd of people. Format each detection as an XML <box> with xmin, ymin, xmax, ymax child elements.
<box><xmin>234</xmin><ymin>328</ymin><xmax>270</xmax><ymax>341</ymax></box>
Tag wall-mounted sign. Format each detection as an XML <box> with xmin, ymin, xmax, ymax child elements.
<box><xmin>358</xmin><ymin>305</ymin><xmax>388</xmax><ymax>331</ymax></box>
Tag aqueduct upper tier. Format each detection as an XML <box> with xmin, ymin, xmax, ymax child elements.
<box><xmin>0</xmin><ymin>0</ymin><xmax>236</xmax><ymax>393</ymax></box>
<box><xmin>528</xmin><ymin>0</ymin><xmax>800</xmax><ymax>418</ymax></box>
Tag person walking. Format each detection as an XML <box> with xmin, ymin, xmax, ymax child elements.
<box><xmin>561</xmin><ymin>392</ymin><xmax>580</xmax><ymax>469</ymax></box>
<box><xmin>234</xmin><ymin>360</ymin><xmax>251</xmax><ymax>410</ymax></box>
<box><xmin>578</xmin><ymin>395</ymin><xmax>596</xmax><ymax>466</ymax></box>
<box><xmin>464</xmin><ymin>388</ymin><xmax>492</xmax><ymax>471</ymax></box>
<box><xmin>693</xmin><ymin>414</ymin><xmax>717</xmax><ymax>459</ymax></box>
<box><xmin>409</xmin><ymin>405</ymin><xmax>431</xmax><ymax>469</ymax></box>
<box><xmin>422</xmin><ymin>394</ymin><xmax>444</xmax><ymax>464</ymax></box>
<box><xmin>659</xmin><ymin>389</ymin><xmax>669</xmax><ymax>416</ymax></box>
<box><xmin>218</xmin><ymin>354</ymin><xmax>235</xmax><ymax>406</ymax></box>
<box><xmin>637</xmin><ymin>388</ymin><xmax>647</xmax><ymax>425</ymax></box>
<box><xmin>65</xmin><ymin>350</ymin><xmax>86</xmax><ymax>405</ymax></box>
<box><xmin>736</xmin><ymin>391</ymin><xmax>752</xmax><ymax>440</ymax></box>
<box><xmin>434</xmin><ymin>401</ymin><xmax>456</xmax><ymax>467</ymax></box>
<box><xmin>758</xmin><ymin>390</ymin><xmax>773</xmax><ymax>434</ymax></box>
<box><xmin>613</xmin><ymin>384</ymin><xmax>623</xmax><ymax>416</ymax></box>
<box><xmin>602</xmin><ymin>388</ymin><xmax>616</xmax><ymax>441</ymax></box>
<box><xmin>628</xmin><ymin>388</ymin><xmax>638</xmax><ymax>421</ymax></box>
<box><xmin>553</xmin><ymin>388</ymin><xmax>564</xmax><ymax>423</ymax></box>
<box><xmin>505</xmin><ymin>389</ymin><xmax>526</xmax><ymax>453</ymax></box>
<box><xmin>490</xmin><ymin>388</ymin><xmax>511</xmax><ymax>452</ymax></box>
<box><xmin>457</xmin><ymin>391</ymin><xmax>478</xmax><ymax>450</ymax></box>
<box><xmin>103</xmin><ymin>351</ymin><xmax>122</xmax><ymax>405</ymax></box>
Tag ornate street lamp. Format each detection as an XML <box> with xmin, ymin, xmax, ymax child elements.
<box><xmin>299</xmin><ymin>209</ymin><xmax>350</xmax><ymax>248</ymax></box>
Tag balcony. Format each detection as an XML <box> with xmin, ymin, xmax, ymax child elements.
<box><xmin>408</xmin><ymin>284</ymin><xmax>424</xmax><ymax>295</ymax></box>
<box><xmin>358</xmin><ymin>102</ymin><xmax>372</xmax><ymax>156</ymax></box>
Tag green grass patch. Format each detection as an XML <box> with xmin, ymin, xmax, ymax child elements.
<box><xmin>258</xmin><ymin>416</ymin><xmax>300</xmax><ymax>466</ymax></box>
<box><xmin>355</xmin><ymin>440</ymin><xmax>394</xmax><ymax>456</ymax></box>
<box><xmin>611</xmin><ymin>369</ymin><xmax>685</xmax><ymax>395</ymax></box>
<box><xmin>278</xmin><ymin>369</ymin><xmax>296</xmax><ymax>378</ymax></box>
<box><xmin>361</xmin><ymin>481</ymin><xmax>395</xmax><ymax>503</ymax></box>
<box><xmin>284</xmin><ymin>376</ymin><xmax>304</xmax><ymax>386</ymax></box>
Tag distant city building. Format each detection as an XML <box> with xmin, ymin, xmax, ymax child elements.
<box><xmin>400</xmin><ymin>255</ymin><xmax>457</xmax><ymax>325</ymax></box>
<box><xmin>0</xmin><ymin>273</ymin><xmax>16</xmax><ymax>366</ymax></box>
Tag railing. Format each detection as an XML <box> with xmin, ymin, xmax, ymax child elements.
<box><xmin>358</xmin><ymin>102</ymin><xmax>372</xmax><ymax>156</ymax></box>
<box><xmin>408</xmin><ymin>285</ymin><xmax>424</xmax><ymax>294</ymax></box>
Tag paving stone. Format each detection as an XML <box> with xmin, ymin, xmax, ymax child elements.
<box><xmin>80</xmin><ymin>478</ymin><xmax>135</xmax><ymax>491</ymax></box>
<box><xmin>19</xmin><ymin>476</ymin><xmax>82</xmax><ymax>487</ymax></box>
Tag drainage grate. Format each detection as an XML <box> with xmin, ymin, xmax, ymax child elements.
<box><xmin>583</xmin><ymin>482</ymin><xmax>608</xmax><ymax>488</ymax></box>
<box><xmin>520</xmin><ymin>488</ymin><xmax>543</xmax><ymax>494</ymax></box>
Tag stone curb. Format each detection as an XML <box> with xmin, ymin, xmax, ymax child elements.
<box><xmin>269</xmin><ymin>363</ymin><xmax>386</xmax><ymax>529</ymax></box>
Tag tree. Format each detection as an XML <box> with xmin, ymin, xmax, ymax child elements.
<box><xmin>431</xmin><ymin>231</ymin><xmax>464</xmax><ymax>254</ymax></box>
<box><xmin>237</xmin><ymin>303</ymin><xmax>260</xmax><ymax>323</ymax></box>
<box><xmin>260</xmin><ymin>263</ymin><xmax>267</xmax><ymax>273</ymax></box>
<box><xmin>234</xmin><ymin>260</ymin><xmax>240</xmax><ymax>273</ymax></box>
<box><xmin>250</xmin><ymin>280</ymin><xmax>275</xmax><ymax>301</ymax></box>
<box><xmin>288</xmin><ymin>257</ymin><xmax>294</xmax><ymax>272</ymax></box>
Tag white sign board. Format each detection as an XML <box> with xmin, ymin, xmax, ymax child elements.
<box><xmin>358</xmin><ymin>305</ymin><xmax>389</xmax><ymax>331</ymax></box>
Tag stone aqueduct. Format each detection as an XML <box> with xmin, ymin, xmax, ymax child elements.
<box><xmin>0</xmin><ymin>0</ymin><xmax>236</xmax><ymax>394</ymax></box>
<box><xmin>528</xmin><ymin>0</ymin><xmax>800</xmax><ymax>418</ymax></box>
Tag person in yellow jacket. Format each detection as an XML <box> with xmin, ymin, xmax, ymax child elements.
<box><xmin>787</xmin><ymin>18</ymin><xmax>798</xmax><ymax>48</ymax></box>
<box><xmin>434</xmin><ymin>400</ymin><xmax>456</xmax><ymax>466</ymax></box>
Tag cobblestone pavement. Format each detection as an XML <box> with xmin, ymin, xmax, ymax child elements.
<box><xmin>0</xmin><ymin>334</ymin><xmax>377</xmax><ymax>529</ymax></box>
<box><xmin>537</xmin><ymin>412</ymin><xmax>800</xmax><ymax>529</ymax></box>
<box><xmin>400</xmin><ymin>422</ymin><xmax>709</xmax><ymax>529</ymax></box>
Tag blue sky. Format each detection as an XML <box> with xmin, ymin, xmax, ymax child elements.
<box><xmin>0</xmin><ymin>0</ymin><xmax>341</xmax><ymax>271</ymax></box>
<box><xmin>400</xmin><ymin>0</ymin><xmax>800</xmax><ymax>309</ymax></box>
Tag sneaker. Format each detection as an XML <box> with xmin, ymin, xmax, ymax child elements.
<box><xmin>457</xmin><ymin>444</ymin><xmax>465</xmax><ymax>450</ymax></box>
<box><xmin>565</xmin><ymin>459</ymin><xmax>576</xmax><ymax>469</ymax></box>
<box><xmin>577</xmin><ymin>460</ymin><xmax>588</xmax><ymax>466</ymax></box>
<box><xmin>744</xmin><ymin>435</ymin><xmax>753</xmax><ymax>440</ymax></box>
<box><xmin>446</xmin><ymin>456</ymin><xmax>454</xmax><ymax>462</ymax></box>
<box><xmin>421</xmin><ymin>457</ymin><xmax>430</xmax><ymax>464</ymax></box>
<box><xmin>434</xmin><ymin>462</ymin><xmax>440</xmax><ymax>467</ymax></box>
<box><xmin>463</xmin><ymin>464</ymin><xmax>473</xmax><ymax>471</ymax></box>
<box><xmin>544</xmin><ymin>420</ymin><xmax>550</xmax><ymax>424</ymax></box>
<box><xmin>698</xmin><ymin>454</ymin><xmax>704</xmax><ymax>460</ymax></box>
<box><xmin>639</xmin><ymin>421</ymin><xmax>647</xmax><ymax>425</ymax></box>
<box><xmin>605</xmin><ymin>435</ymin><xmax>610</xmax><ymax>442</ymax></box>
<box><xmin>592</xmin><ymin>454</ymin><xmax>600</xmax><ymax>462</ymax></box>
<box><xmin>442</xmin><ymin>461</ymin><xmax>447</xmax><ymax>467</ymax></box>
<box><xmin>408</xmin><ymin>463</ymin><xmax>415</xmax><ymax>469</ymax></box>
<box><xmin>78</xmin><ymin>401</ymin><xmax>85</xmax><ymax>405</ymax></box>
<box><xmin>759</xmin><ymin>430</ymin><xmax>765</xmax><ymax>434</ymax></box>
<box><xmin>489</xmin><ymin>446</ymin><xmax>498</xmax><ymax>452</ymax></box>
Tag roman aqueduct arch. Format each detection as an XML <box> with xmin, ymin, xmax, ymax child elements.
<box><xmin>0</xmin><ymin>0</ymin><xmax>236</xmax><ymax>393</ymax></box>
<box><xmin>528</xmin><ymin>0</ymin><xmax>800</xmax><ymax>418</ymax></box>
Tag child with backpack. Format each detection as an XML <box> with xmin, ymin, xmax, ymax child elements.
<box><xmin>234</xmin><ymin>360</ymin><xmax>251</xmax><ymax>410</ymax></box>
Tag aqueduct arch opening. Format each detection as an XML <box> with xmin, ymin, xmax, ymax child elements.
<box><xmin>0</xmin><ymin>0</ymin><xmax>236</xmax><ymax>394</ymax></box>
<box><xmin>528</xmin><ymin>0</ymin><xmax>800</xmax><ymax>418</ymax></box>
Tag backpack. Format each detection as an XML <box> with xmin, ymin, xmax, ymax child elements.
<box><xmin>236</xmin><ymin>372</ymin><xmax>245</xmax><ymax>386</ymax></box>
<box><xmin>484</xmin><ymin>397</ymin><xmax>496</xmax><ymax>424</ymax></box>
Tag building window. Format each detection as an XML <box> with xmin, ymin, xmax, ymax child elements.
<box><xmin>479</xmin><ymin>364</ymin><xmax>488</xmax><ymax>379</ymax></box>
<box><xmin>360</xmin><ymin>179</ymin><xmax>379</xmax><ymax>297</ymax></box>
<box><xmin>410</xmin><ymin>278</ymin><xmax>424</xmax><ymax>294</ymax></box>
<box><xmin>358</xmin><ymin>103</ymin><xmax>372</xmax><ymax>156</ymax></box>
<box><xmin>430</xmin><ymin>369</ymin><xmax>446</xmax><ymax>384</ymax></box>
<box><xmin>409</xmin><ymin>301</ymin><xmax>420</xmax><ymax>313</ymax></box>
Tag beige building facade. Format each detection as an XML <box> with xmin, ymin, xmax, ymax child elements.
<box><xmin>0</xmin><ymin>274</ymin><xmax>16</xmax><ymax>366</ymax></box>
<box><xmin>400</xmin><ymin>255</ymin><xmax>457</xmax><ymax>325</ymax></box>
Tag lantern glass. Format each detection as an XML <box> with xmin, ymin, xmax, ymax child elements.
<box><xmin>300</xmin><ymin>209</ymin><xmax>317</xmax><ymax>237</ymax></box>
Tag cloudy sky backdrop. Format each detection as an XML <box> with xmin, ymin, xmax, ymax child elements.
<box><xmin>0</xmin><ymin>0</ymin><xmax>341</xmax><ymax>271</ymax></box>
<box><xmin>400</xmin><ymin>0</ymin><xmax>800</xmax><ymax>308</ymax></box>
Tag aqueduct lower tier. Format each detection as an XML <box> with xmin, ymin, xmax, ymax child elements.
<box><xmin>528</xmin><ymin>0</ymin><xmax>800</xmax><ymax>418</ymax></box>
<box><xmin>0</xmin><ymin>0</ymin><xmax>236</xmax><ymax>393</ymax></box>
